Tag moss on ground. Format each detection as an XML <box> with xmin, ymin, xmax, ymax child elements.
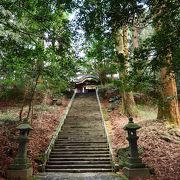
<box><xmin>117</xmin><ymin>147</ymin><xmax>144</xmax><ymax>168</ymax></box>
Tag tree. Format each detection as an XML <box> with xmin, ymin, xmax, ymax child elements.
<box><xmin>115</xmin><ymin>25</ymin><xmax>137</xmax><ymax>116</ymax></box>
<box><xmin>150</xmin><ymin>0</ymin><xmax>180</xmax><ymax>126</ymax></box>
<box><xmin>76</xmin><ymin>0</ymin><xmax>144</xmax><ymax>116</ymax></box>
<box><xmin>130</xmin><ymin>0</ymin><xmax>180</xmax><ymax>126</ymax></box>
<box><xmin>82</xmin><ymin>33</ymin><xmax>116</xmax><ymax>85</ymax></box>
<box><xmin>0</xmin><ymin>0</ymin><xmax>76</xmax><ymax>121</ymax></box>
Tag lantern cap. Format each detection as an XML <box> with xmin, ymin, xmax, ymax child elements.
<box><xmin>17</xmin><ymin>123</ymin><xmax>33</xmax><ymax>131</ymax></box>
<box><xmin>124</xmin><ymin>117</ymin><xmax>141</xmax><ymax>130</ymax></box>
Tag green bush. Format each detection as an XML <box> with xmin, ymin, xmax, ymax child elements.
<box><xmin>0</xmin><ymin>84</ymin><xmax>24</xmax><ymax>101</ymax></box>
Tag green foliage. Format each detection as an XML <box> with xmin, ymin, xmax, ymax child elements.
<box><xmin>0</xmin><ymin>81</ymin><xmax>25</xmax><ymax>101</ymax></box>
<box><xmin>98</xmin><ymin>83</ymin><xmax>118</xmax><ymax>98</ymax></box>
<box><xmin>1</xmin><ymin>0</ymin><xmax>180</xmax><ymax>103</ymax></box>
<box><xmin>127</xmin><ymin>0</ymin><xmax>180</xmax><ymax>95</ymax></box>
<box><xmin>0</xmin><ymin>0</ymin><xmax>77</xmax><ymax>103</ymax></box>
<box><xmin>75</xmin><ymin>0</ymin><xmax>180</xmax><ymax>99</ymax></box>
<box><xmin>47</xmin><ymin>79</ymin><xmax>69</xmax><ymax>97</ymax></box>
<box><xmin>82</xmin><ymin>34</ymin><xmax>116</xmax><ymax>81</ymax></box>
<box><xmin>76</xmin><ymin>0</ymin><xmax>151</xmax><ymax>91</ymax></box>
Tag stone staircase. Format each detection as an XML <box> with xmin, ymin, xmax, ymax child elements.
<box><xmin>45</xmin><ymin>93</ymin><xmax>112</xmax><ymax>173</ymax></box>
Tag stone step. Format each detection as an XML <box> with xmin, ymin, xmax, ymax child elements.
<box><xmin>58</xmin><ymin>135</ymin><xmax>106</xmax><ymax>138</ymax></box>
<box><xmin>46</xmin><ymin>164</ymin><xmax>112</xmax><ymax>169</ymax></box>
<box><xmin>64</xmin><ymin>122</ymin><xmax>102</xmax><ymax>124</ymax></box>
<box><xmin>66</xmin><ymin>114</ymin><xmax>100</xmax><ymax>117</ymax></box>
<box><xmin>60</xmin><ymin>131</ymin><xmax>105</xmax><ymax>134</ymax></box>
<box><xmin>66</xmin><ymin>114</ymin><xmax>101</xmax><ymax>117</ymax></box>
<box><xmin>50</xmin><ymin>154</ymin><xmax>111</xmax><ymax>158</ymax></box>
<box><xmin>58</xmin><ymin>133</ymin><xmax>106</xmax><ymax>138</ymax></box>
<box><xmin>50</xmin><ymin>151</ymin><xmax>110</xmax><ymax>154</ymax></box>
<box><xmin>69</xmin><ymin>105</ymin><xmax>99</xmax><ymax>108</ymax></box>
<box><xmin>62</xmin><ymin>124</ymin><xmax>103</xmax><ymax>127</ymax></box>
<box><xmin>61</xmin><ymin>129</ymin><xmax>104</xmax><ymax>131</ymax></box>
<box><xmin>56</xmin><ymin>137</ymin><xmax>107</xmax><ymax>142</ymax></box>
<box><xmin>64</xmin><ymin>119</ymin><xmax>102</xmax><ymax>121</ymax></box>
<box><xmin>63</xmin><ymin>125</ymin><xmax>103</xmax><ymax>127</ymax></box>
<box><xmin>54</xmin><ymin>143</ymin><xmax>108</xmax><ymax>147</ymax></box>
<box><xmin>66</xmin><ymin>117</ymin><xmax>101</xmax><ymax>119</ymax></box>
<box><xmin>52</xmin><ymin>147</ymin><xmax>109</xmax><ymax>151</ymax></box>
<box><xmin>65</xmin><ymin>119</ymin><xmax>102</xmax><ymax>121</ymax></box>
<box><xmin>60</xmin><ymin>133</ymin><xmax>105</xmax><ymax>136</ymax></box>
<box><xmin>48</xmin><ymin>157</ymin><xmax>111</xmax><ymax>161</ymax></box>
<box><xmin>62</xmin><ymin>127</ymin><xmax>103</xmax><ymax>129</ymax></box>
<box><xmin>35</xmin><ymin>172</ymin><xmax>123</xmax><ymax>179</ymax></box>
<box><xmin>58</xmin><ymin>136</ymin><xmax>106</xmax><ymax>139</ymax></box>
<box><xmin>53</xmin><ymin>145</ymin><xmax>109</xmax><ymax>149</ymax></box>
<box><xmin>70</xmin><ymin>104</ymin><xmax>98</xmax><ymax>106</ymax></box>
<box><xmin>63</xmin><ymin>124</ymin><xmax>102</xmax><ymax>126</ymax></box>
<box><xmin>54</xmin><ymin>143</ymin><xmax>108</xmax><ymax>146</ymax></box>
<box><xmin>59</xmin><ymin>134</ymin><xmax>106</xmax><ymax>137</ymax></box>
<box><xmin>65</xmin><ymin>118</ymin><xmax>101</xmax><ymax>121</ymax></box>
<box><xmin>47</xmin><ymin>160</ymin><xmax>111</xmax><ymax>165</ymax></box>
<box><xmin>70</xmin><ymin>107</ymin><xmax>99</xmax><ymax>109</ymax></box>
<box><xmin>45</xmin><ymin>168</ymin><xmax>112</xmax><ymax>173</ymax></box>
<box><xmin>55</xmin><ymin>140</ymin><xmax>107</xmax><ymax>143</ymax></box>
<box><xmin>66</xmin><ymin>113</ymin><xmax>100</xmax><ymax>117</ymax></box>
<box><xmin>62</xmin><ymin>124</ymin><xmax>104</xmax><ymax>126</ymax></box>
<box><xmin>57</xmin><ymin>139</ymin><xmax>107</xmax><ymax>142</ymax></box>
<box><xmin>69</xmin><ymin>108</ymin><xmax>100</xmax><ymax>111</ymax></box>
<box><xmin>45</xmin><ymin>93</ymin><xmax>112</xmax><ymax>173</ymax></box>
<box><xmin>64</xmin><ymin>118</ymin><xmax>101</xmax><ymax>121</ymax></box>
<box><xmin>63</xmin><ymin>122</ymin><xmax>102</xmax><ymax>124</ymax></box>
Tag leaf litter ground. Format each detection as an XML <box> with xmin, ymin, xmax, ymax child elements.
<box><xmin>102</xmin><ymin>99</ymin><xmax>180</xmax><ymax>180</ymax></box>
<box><xmin>0</xmin><ymin>98</ymin><xmax>69</xmax><ymax>179</ymax></box>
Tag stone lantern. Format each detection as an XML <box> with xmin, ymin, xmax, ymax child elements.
<box><xmin>123</xmin><ymin>117</ymin><xmax>150</xmax><ymax>178</ymax></box>
<box><xmin>7</xmin><ymin>123</ymin><xmax>33</xmax><ymax>180</ymax></box>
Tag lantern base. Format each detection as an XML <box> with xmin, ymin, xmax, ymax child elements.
<box><xmin>126</xmin><ymin>157</ymin><xmax>145</xmax><ymax>168</ymax></box>
<box><xmin>123</xmin><ymin>167</ymin><xmax>150</xmax><ymax>178</ymax></box>
<box><xmin>8</xmin><ymin>157</ymin><xmax>32</xmax><ymax>170</ymax></box>
<box><xmin>6</xmin><ymin>167</ymin><xmax>33</xmax><ymax>180</ymax></box>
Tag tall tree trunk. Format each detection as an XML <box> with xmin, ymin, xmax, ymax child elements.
<box><xmin>152</xmin><ymin>1</ymin><xmax>180</xmax><ymax>126</ymax></box>
<box><xmin>133</xmin><ymin>25</ymin><xmax>144</xmax><ymax>81</ymax></box>
<box><xmin>133</xmin><ymin>26</ymin><xmax>139</xmax><ymax>49</ymax></box>
<box><xmin>116</xmin><ymin>25</ymin><xmax>137</xmax><ymax>116</ymax></box>
<box><xmin>157</xmin><ymin>51</ymin><xmax>180</xmax><ymax>126</ymax></box>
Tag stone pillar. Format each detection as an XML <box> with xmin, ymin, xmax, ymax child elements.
<box><xmin>7</xmin><ymin>123</ymin><xmax>33</xmax><ymax>180</ymax></box>
<box><xmin>123</xmin><ymin>117</ymin><xmax>150</xmax><ymax>178</ymax></box>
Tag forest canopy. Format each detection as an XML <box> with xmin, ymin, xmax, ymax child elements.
<box><xmin>0</xmin><ymin>0</ymin><xmax>180</xmax><ymax>126</ymax></box>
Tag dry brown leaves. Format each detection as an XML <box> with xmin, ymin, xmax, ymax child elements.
<box><xmin>102</xmin><ymin>99</ymin><xmax>180</xmax><ymax>180</ymax></box>
<box><xmin>0</xmin><ymin>124</ymin><xmax>18</xmax><ymax>178</ymax></box>
<box><xmin>0</xmin><ymin>98</ymin><xmax>69</xmax><ymax>179</ymax></box>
